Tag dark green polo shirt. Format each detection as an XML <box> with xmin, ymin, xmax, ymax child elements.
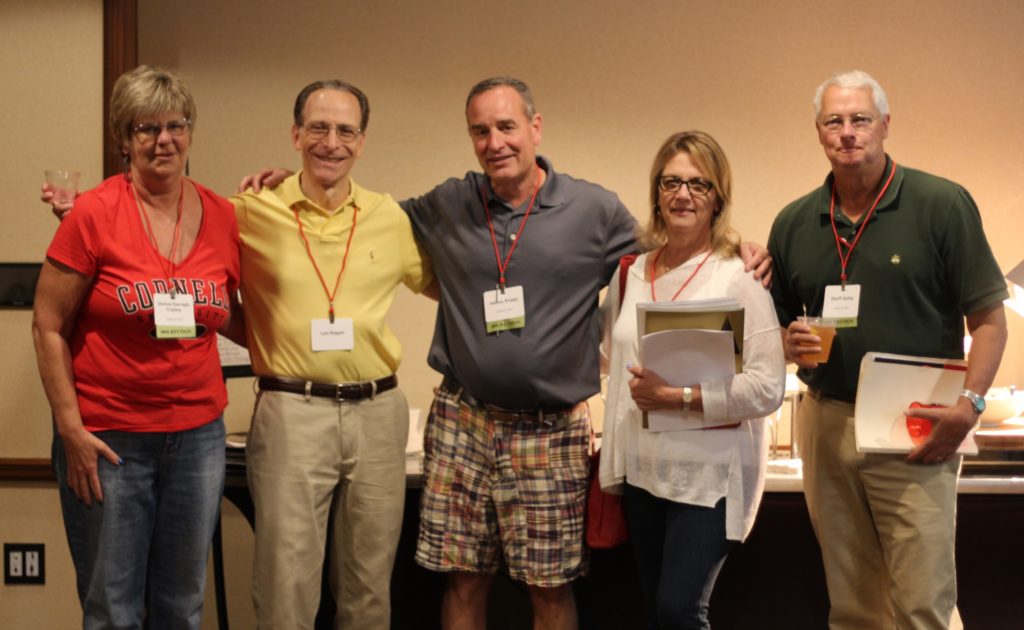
<box><xmin>767</xmin><ymin>156</ymin><xmax>1008</xmax><ymax>401</ymax></box>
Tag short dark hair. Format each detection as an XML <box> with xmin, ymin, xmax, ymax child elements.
<box><xmin>465</xmin><ymin>76</ymin><xmax>536</xmax><ymax>119</ymax></box>
<box><xmin>293</xmin><ymin>80</ymin><xmax>370</xmax><ymax>131</ymax></box>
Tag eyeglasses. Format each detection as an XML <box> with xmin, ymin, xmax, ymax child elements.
<box><xmin>657</xmin><ymin>176</ymin><xmax>714</xmax><ymax>197</ymax></box>
<box><xmin>819</xmin><ymin>113</ymin><xmax>877</xmax><ymax>133</ymax></box>
<box><xmin>132</xmin><ymin>119</ymin><xmax>191</xmax><ymax>142</ymax></box>
<box><xmin>302</xmin><ymin>122</ymin><xmax>363</xmax><ymax>143</ymax></box>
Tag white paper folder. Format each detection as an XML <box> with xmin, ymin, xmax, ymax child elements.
<box><xmin>636</xmin><ymin>298</ymin><xmax>744</xmax><ymax>432</ymax></box>
<box><xmin>854</xmin><ymin>352</ymin><xmax>977</xmax><ymax>455</ymax></box>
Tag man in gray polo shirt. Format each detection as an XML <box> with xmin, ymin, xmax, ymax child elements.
<box><xmin>400</xmin><ymin>76</ymin><xmax>636</xmax><ymax>630</ymax></box>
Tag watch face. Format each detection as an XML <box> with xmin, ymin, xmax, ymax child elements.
<box><xmin>962</xmin><ymin>390</ymin><xmax>986</xmax><ymax>414</ymax></box>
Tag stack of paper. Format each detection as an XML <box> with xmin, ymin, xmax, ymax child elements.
<box><xmin>854</xmin><ymin>352</ymin><xmax>978</xmax><ymax>455</ymax></box>
<box><xmin>637</xmin><ymin>298</ymin><xmax>744</xmax><ymax>432</ymax></box>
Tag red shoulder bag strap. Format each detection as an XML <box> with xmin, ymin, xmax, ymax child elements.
<box><xmin>617</xmin><ymin>254</ymin><xmax>638</xmax><ymax>307</ymax></box>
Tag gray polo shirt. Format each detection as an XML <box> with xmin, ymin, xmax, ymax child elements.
<box><xmin>401</xmin><ymin>156</ymin><xmax>638</xmax><ymax>408</ymax></box>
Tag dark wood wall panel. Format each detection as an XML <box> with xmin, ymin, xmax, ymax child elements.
<box><xmin>102</xmin><ymin>0</ymin><xmax>137</xmax><ymax>179</ymax></box>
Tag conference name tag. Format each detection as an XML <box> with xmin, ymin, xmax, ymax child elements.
<box><xmin>311</xmin><ymin>318</ymin><xmax>354</xmax><ymax>351</ymax></box>
<box><xmin>822</xmin><ymin>284</ymin><xmax>861</xmax><ymax>328</ymax></box>
<box><xmin>483</xmin><ymin>285</ymin><xmax>526</xmax><ymax>333</ymax></box>
<box><xmin>154</xmin><ymin>293</ymin><xmax>197</xmax><ymax>339</ymax></box>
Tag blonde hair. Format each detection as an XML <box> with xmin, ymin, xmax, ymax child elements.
<box><xmin>109</xmin><ymin>65</ymin><xmax>196</xmax><ymax>154</ymax></box>
<box><xmin>641</xmin><ymin>130</ymin><xmax>740</xmax><ymax>256</ymax></box>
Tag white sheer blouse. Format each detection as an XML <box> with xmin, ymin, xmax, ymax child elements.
<box><xmin>599</xmin><ymin>252</ymin><xmax>785</xmax><ymax>541</ymax></box>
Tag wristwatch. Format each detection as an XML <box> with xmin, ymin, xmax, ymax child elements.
<box><xmin>681</xmin><ymin>386</ymin><xmax>693</xmax><ymax>412</ymax></box>
<box><xmin>960</xmin><ymin>389</ymin><xmax>986</xmax><ymax>415</ymax></box>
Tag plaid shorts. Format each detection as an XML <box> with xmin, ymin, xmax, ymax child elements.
<box><xmin>415</xmin><ymin>383</ymin><xmax>591</xmax><ymax>587</ymax></box>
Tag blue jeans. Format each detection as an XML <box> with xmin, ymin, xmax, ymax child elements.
<box><xmin>53</xmin><ymin>417</ymin><xmax>226</xmax><ymax>630</ymax></box>
<box><xmin>624</xmin><ymin>484</ymin><xmax>735</xmax><ymax>630</ymax></box>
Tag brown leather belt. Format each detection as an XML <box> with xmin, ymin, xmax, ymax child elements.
<box><xmin>440</xmin><ymin>376</ymin><xmax>575</xmax><ymax>426</ymax></box>
<box><xmin>258</xmin><ymin>375</ymin><xmax>397</xmax><ymax>401</ymax></box>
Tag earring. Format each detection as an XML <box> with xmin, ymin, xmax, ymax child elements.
<box><xmin>122</xmin><ymin>152</ymin><xmax>131</xmax><ymax>182</ymax></box>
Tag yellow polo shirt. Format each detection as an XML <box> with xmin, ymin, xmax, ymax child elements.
<box><xmin>232</xmin><ymin>172</ymin><xmax>433</xmax><ymax>383</ymax></box>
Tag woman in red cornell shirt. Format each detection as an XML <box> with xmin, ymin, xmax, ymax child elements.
<box><xmin>33</xmin><ymin>66</ymin><xmax>240</xmax><ymax>629</ymax></box>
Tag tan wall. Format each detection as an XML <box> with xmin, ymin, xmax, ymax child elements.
<box><xmin>0</xmin><ymin>0</ymin><xmax>103</xmax><ymax>458</ymax></box>
<box><xmin>3</xmin><ymin>0</ymin><xmax>1022</xmax><ymax>627</ymax></box>
<box><xmin>0</xmin><ymin>1</ymin><xmax>103</xmax><ymax>627</ymax></box>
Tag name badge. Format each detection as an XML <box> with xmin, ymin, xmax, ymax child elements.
<box><xmin>822</xmin><ymin>284</ymin><xmax>860</xmax><ymax>328</ymax></box>
<box><xmin>483</xmin><ymin>285</ymin><xmax>526</xmax><ymax>333</ymax></box>
<box><xmin>311</xmin><ymin>318</ymin><xmax>354</xmax><ymax>351</ymax></box>
<box><xmin>154</xmin><ymin>293</ymin><xmax>197</xmax><ymax>339</ymax></box>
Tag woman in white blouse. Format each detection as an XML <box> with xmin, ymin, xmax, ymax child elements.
<box><xmin>600</xmin><ymin>130</ymin><xmax>785</xmax><ymax>629</ymax></box>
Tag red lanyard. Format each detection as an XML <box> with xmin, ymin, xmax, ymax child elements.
<box><xmin>829</xmin><ymin>161</ymin><xmax>896</xmax><ymax>287</ymax></box>
<box><xmin>294</xmin><ymin>204</ymin><xmax>359</xmax><ymax>323</ymax></box>
<box><xmin>480</xmin><ymin>167</ymin><xmax>543</xmax><ymax>288</ymax></box>
<box><xmin>650</xmin><ymin>248</ymin><xmax>713</xmax><ymax>302</ymax></box>
<box><xmin>133</xmin><ymin>179</ymin><xmax>185</xmax><ymax>296</ymax></box>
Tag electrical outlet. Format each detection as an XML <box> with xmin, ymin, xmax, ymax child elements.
<box><xmin>4</xmin><ymin>543</ymin><xmax>45</xmax><ymax>585</ymax></box>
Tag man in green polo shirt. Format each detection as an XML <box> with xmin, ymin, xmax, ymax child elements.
<box><xmin>767</xmin><ymin>70</ymin><xmax>1008</xmax><ymax>630</ymax></box>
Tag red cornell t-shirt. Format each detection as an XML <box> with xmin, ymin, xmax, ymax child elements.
<box><xmin>46</xmin><ymin>175</ymin><xmax>240</xmax><ymax>432</ymax></box>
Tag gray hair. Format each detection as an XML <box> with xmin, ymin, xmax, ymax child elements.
<box><xmin>465</xmin><ymin>76</ymin><xmax>537</xmax><ymax>119</ymax></box>
<box><xmin>813</xmin><ymin>70</ymin><xmax>889</xmax><ymax>117</ymax></box>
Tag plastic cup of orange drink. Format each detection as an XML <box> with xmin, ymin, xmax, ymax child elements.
<box><xmin>797</xmin><ymin>316</ymin><xmax>836</xmax><ymax>363</ymax></box>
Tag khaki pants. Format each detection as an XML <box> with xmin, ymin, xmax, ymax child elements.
<box><xmin>247</xmin><ymin>387</ymin><xmax>409</xmax><ymax>630</ymax></box>
<box><xmin>797</xmin><ymin>392</ymin><xmax>960</xmax><ymax>630</ymax></box>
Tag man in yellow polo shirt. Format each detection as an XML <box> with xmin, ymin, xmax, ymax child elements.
<box><xmin>234</xmin><ymin>80</ymin><xmax>433</xmax><ymax>630</ymax></box>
